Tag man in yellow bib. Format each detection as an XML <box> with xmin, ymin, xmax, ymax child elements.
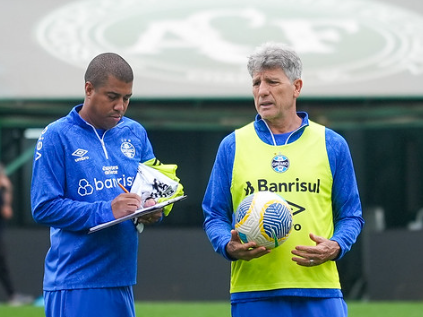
<box><xmin>202</xmin><ymin>42</ymin><xmax>364</xmax><ymax>317</ymax></box>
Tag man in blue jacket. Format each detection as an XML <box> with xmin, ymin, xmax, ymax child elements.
<box><xmin>202</xmin><ymin>42</ymin><xmax>364</xmax><ymax>317</ymax></box>
<box><xmin>31</xmin><ymin>53</ymin><xmax>164</xmax><ymax>317</ymax></box>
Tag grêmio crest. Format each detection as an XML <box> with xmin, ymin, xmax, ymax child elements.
<box><xmin>271</xmin><ymin>153</ymin><xmax>289</xmax><ymax>173</ymax></box>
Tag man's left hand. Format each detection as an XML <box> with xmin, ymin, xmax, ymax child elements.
<box><xmin>137</xmin><ymin>198</ymin><xmax>163</xmax><ymax>225</ymax></box>
<box><xmin>291</xmin><ymin>233</ymin><xmax>340</xmax><ymax>267</ymax></box>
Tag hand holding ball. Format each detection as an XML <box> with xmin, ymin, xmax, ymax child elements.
<box><xmin>235</xmin><ymin>191</ymin><xmax>293</xmax><ymax>249</ymax></box>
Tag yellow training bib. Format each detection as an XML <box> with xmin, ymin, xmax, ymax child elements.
<box><xmin>230</xmin><ymin>121</ymin><xmax>340</xmax><ymax>293</ymax></box>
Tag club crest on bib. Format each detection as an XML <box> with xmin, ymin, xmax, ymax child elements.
<box><xmin>271</xmin><ymin>154</ymin><xmax>289</xmax><ymax>173</ymax></box>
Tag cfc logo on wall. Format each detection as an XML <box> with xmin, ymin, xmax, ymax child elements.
<box><xmin>35</xmin><ymin>0</ymin><xmax>423</xmax><ymax>97</ymax></box>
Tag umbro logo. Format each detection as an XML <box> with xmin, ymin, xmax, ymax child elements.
<box><xmin>72</xmin><ymin>149</ymin><xmax>88</xmax><ymax>157</ymax></box>
<box><xmin>72</xmin><ymin>149</ymin><xmax>89</xmax><ymax>162</ymax></box>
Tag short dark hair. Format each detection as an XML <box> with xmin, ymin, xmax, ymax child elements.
<box><xmin>84</xmin><ymin>53</ymin><xmax>134</xmax><ymax>88</ymax></box>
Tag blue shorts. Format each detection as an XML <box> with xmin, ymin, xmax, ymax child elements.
<box><xmin>44</xmin><ymin>287</ymin><xmax>135</xmax><ymax>317</ymax></box>
<box><xmin>231</xmin><ymin>297</ymin><xmax>348</xmax><ymax>317</ymax></box>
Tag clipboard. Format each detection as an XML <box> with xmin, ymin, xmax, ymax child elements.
<box><xmin>88</xmin><ymin>195</ymin><xmax>187</xmax><ymax>234</ymax></box>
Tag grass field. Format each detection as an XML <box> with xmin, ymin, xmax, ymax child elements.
<box><xmin>1</xmin><ymin>301</ymin><xmax>423</xmax><ymax>316</ymax></box>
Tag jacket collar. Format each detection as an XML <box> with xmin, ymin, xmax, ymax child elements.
<box><xmin>253</xmin><ymin>111</ymin><xmax>309</xmax><ymax>145</ymax></box>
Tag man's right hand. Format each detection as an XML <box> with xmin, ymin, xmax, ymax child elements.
<box><xmin>111</xmin><ymin>193</ymin><xmax>142</xmax><ymax>219</ymax></box>
<box><xmin>225</xmin><ymin>230</ymin><xmax>271</xmax><ymax>261</ymax></box>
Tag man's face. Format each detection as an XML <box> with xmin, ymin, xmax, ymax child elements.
<box><xmin>83</xmin><ymin>75</ymin><xmax>133</xmax><ymax>130</ymax></box>
<box><xmin>252</xmin><ymin>67</ymin><xmax>302</xmax><ymax>123</ymax></box>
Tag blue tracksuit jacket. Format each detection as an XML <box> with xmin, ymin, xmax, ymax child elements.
<box><xmin>31</xmin><ymin>104</ymin><xmax>155</xmax><ymax>290</ymax></box>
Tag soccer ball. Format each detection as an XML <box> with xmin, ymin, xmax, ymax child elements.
<box><xmin>235</xmin><ymin>191</ymin><xmax>293</xmax><ymax>249</ymax></box>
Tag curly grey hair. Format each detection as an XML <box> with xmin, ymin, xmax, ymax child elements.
<box><xmin>247</xmin><ymin>42</ymin><xmax>302</xmax><ymax>83</ymax></box>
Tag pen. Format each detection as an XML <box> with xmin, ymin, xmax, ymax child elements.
<box><xmin>118</xmin><ymin>183</ymin><xmax>129</xmax><ymax>193</ymax></box>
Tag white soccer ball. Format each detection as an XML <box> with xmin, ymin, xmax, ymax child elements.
<box><xmin>235</xmin><ymin>191</ymin><xmax>293</xmax><ymax>249</ymax></box>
